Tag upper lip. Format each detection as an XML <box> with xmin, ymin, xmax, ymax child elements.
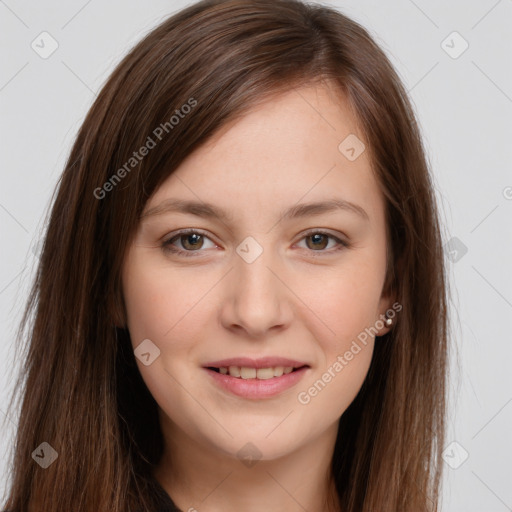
<box><xmin>202</xmin><ymin>357</ymin><xmax>310</xmax><ymax>369</ymax></box>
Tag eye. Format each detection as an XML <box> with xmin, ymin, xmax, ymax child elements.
<box><xmin>295</xmin><ymin>230</ymin><xmax>349</xmax><ymax>254</ymax></box>
<box><xmin>162</xmin><ymin>229</ymin><xmax>217</xmax><ymax>257</ymax></box>
<box><xmin>161</xmin><ymin>229</ymin><xmax>349</xmax><ymax>258</ymax></box>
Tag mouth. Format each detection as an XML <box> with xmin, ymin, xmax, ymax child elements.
<box><xmin>202</xmin><ymin>359</ymin><xmax>311</xmax><ymax>399</ymax></box>
<box><xmin>206</xmin><ymin>365</ymin><xmax>308</xmax><ymax>379</ymax></box>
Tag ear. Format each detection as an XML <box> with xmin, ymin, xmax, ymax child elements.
<box><xmin>375</xmin><ymin>265</ymin><xmax>399</xmax><ymax>337</ymax></box>
<box><xmin>375</xmin><ymin>244</ymin><xmax>402</xmax><ymax>337</ymax></box>
<box><xmin>375</xmin><ymin>293</ymin><xmax>397</xmax><ymax>337</ymax></box>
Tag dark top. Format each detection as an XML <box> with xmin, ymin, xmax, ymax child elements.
<box><xmin>148</xmin><ymin>473</ymin><xmax>183</xmax><ymax>512</ymax></box>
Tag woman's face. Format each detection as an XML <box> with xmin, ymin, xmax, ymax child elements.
<box><xmin>121</xmin><ymin>83</ymin><xmax>393</xmax><ymax>462</ymax></box>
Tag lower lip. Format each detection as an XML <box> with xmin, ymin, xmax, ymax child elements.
<box><xmin>203</xmin><ymin>367</ymin><xmax>309</xmax><ymax>399</ymax></box>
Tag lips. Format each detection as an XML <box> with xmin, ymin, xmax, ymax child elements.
<box><xmin>202</xmin><ymin>357</ymin><xmax>309</xmax><ymax>369</ymax></box>
<box><xmin>201</xmin><ymin>356</ymin><xmax>310</xmax><ymax>399</ymax></box>
<box><xmin>203</xmin><ymin>364</ymin><xmax>310</xmax><ymax>399</ymax></box>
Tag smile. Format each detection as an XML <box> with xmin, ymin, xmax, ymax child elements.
<box><xmin>203</xmin><ymin>365</ymin><xmax>310</xmax><ymax>399</ymax></box>
<box><xmin>208</xmin><ymin>365</ymin><xmax>304</xmax><ymax>379</ymax></box>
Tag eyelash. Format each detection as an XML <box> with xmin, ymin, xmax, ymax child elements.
<box><xmin>161</xmin><ymin>229</ymin><xmax>349</xmax><ymax>258</ymax></box>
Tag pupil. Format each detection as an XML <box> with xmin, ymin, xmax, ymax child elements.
<box><xmin>309</xmin><ymin>233</ymin><xmax>327</xmax><ymax>250</ymax></box>
<box><xmin>184</xmin><ymin>233</ymin><xmax>202</xmax><ymax>249</ymax></box>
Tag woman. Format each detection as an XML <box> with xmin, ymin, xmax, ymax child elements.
<box><xmin>2</xmin><ymin>0</ymin><xmax>449</xmax><ymax>510</ymax></box>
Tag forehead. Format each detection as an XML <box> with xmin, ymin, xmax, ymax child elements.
<box><xmin>145</xmin><ymin>83</ymin><xmax>384</xmax><ymax>225</ymax></box>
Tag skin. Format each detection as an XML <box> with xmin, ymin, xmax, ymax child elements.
<box><xmin>121</xmin><ymin>81</ymin><xmax>394</xmax><ymax>512</ymax></box>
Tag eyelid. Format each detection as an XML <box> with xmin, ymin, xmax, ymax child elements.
<box><xmin>294</xmin><ymin>229</ymin><xmax>349</xmax><ymax>254</ymax></box>
<box><xmin>162</xmin><ymin>228</ymin><xmax>219</xmax><ymax>256</ymax></box>
<box><xmin>162</xmin><ymin>228</ymin><xmax>349</xmax><ymax>257</ymax></box>
<box><xmin>297</xmin><ymin>228</ymin><xmax>348</xmax><ymax>242</ymax></box>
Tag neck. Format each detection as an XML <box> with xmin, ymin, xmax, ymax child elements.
<box><xmin>153</xmin><ymin>416</ymin><xmax>341</xmax><ymax>512</ymax></box>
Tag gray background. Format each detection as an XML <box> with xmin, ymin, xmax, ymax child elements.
<box><xmin>1</xmin><ymin>0</ymin><xmax>511</xmax><ymax>510</ymax></box>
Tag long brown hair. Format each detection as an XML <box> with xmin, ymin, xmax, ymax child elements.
<box><xmin>2</xmin><ymin>1</ymin><xmax>449</xmax><ymax>510</ymax></box>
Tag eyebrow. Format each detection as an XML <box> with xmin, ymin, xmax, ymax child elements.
<box><xmin>142</xmin><ymin>198</ymin><xmax>369</xmax><ymax>222</ymax></box>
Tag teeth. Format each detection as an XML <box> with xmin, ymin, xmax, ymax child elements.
<box><xmin>273</xmin><ymin>366</ymin><xmax>284</xmax><ymax>377</ymax></box>
<box><xmin>217</xmin><ymin>365</ymin><xmax>299</xmax><ymax>379</ymax></box>
<box><xmin>240</xmin><ymin>367</ymin><xmax>256</xmax><ymax>379</ymax></box>
<box><xmin>229</xmin><ymin>366</ymin><xmax>240</xmax><ymax>377</ymax></box>
<box><xmin>256</xmin><ymin>368</ymin><xmax>274</xmax><ymax>380</ymax></box>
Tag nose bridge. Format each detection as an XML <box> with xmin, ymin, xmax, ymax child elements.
<box><xmin>236</xmin><ymin>235</ymin><xmax>279</xmax><ymax>306</ymax></box>
<box><xmin>223</xmin><ymin>235</ymin><xmax>290</xmax><ymax>335</ymax></box>
<box><xmin>237</xmin><ymin>247</ymin><xmax>275</xmax><ymax>297</ymax></box>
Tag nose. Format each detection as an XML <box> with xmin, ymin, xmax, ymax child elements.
<box><xmin>219</xmin><ymin>246</ymin><xmax>293</xmax><ymax>339</ymax></box>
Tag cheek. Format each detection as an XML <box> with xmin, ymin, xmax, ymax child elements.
<box><xmin>299</xmin><ymin>260</ymin><xmax>385</xmax><ymax>345</ymax></box>
<box><xmin>122</xmin><ymin>270</ymin><xmax>168</xmax><ymax>344</ymax></box>
<box><xmin>122</xmin><ymin>250</ymin><xmax>205</xmax><ymax>343</ymax></box>
<box><xmin>295</xmin><ymin>267</ymin><xmax>379</xmax><ymax>416</ymax></box>
<box><xmin>291</xmin><ymin>257</ymin><xmax>383</xmax><ymax>412</ymax></box>
<box><xmin>121</xmin><ymin>255</ymin><xmax>208</xmax><ymax>405</ymax></box>
<box><xmin>297</xmin><ymin>341</ymin><xmax>374</xmax><ymax>422</ymax></box>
